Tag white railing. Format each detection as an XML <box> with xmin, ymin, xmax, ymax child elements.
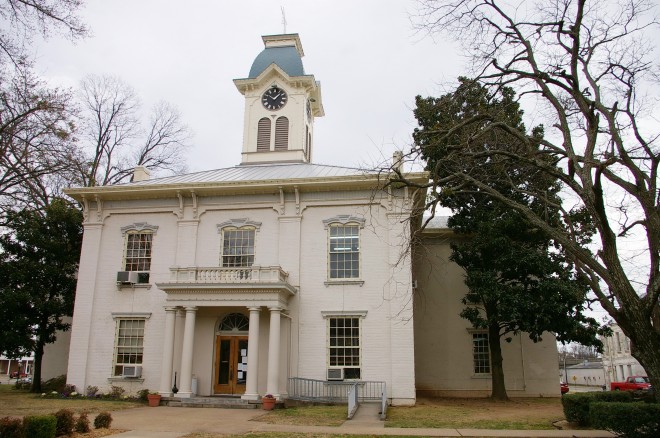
<box><xmin>168</xmin><ymin>266</ymin><xmax>289</xmax><ymax>284</ymax></box>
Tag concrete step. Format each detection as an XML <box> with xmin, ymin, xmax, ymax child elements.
<box><xmin>164</xmin><ymin>396</ymin><xmax>261</xmax><ymax>409</ymax></box>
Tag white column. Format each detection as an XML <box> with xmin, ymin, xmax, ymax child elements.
<box><xmin>266</xmin><ymin>307</ymin><xmax>281</xmax><ymax>397</ymax></box>
<box><xmin>176</xmin><ymin>306</ymin><xmax>197</xmax><ymax>398</ymax></box>
<box><xmin>242</xmin><ymin>307</ymin><xmax>261</xmax><ymax>401</ymax></box>
<box><xmin>159</xmin><ymin>307</ymin><xmax>178</xmax><ymax>396</ymax></box>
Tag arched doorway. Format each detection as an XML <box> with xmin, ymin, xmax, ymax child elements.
<box><xmin>214</xmin><ymin>313</ymin><xmax>249</xmax><ymax>395</ymax></box>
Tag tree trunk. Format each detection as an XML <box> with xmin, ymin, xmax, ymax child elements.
<box><xmin>489</xmin><ymin>323</ymin><xmax>508</xmax><ymax>400</ymax></box>
<box><xmin>623</xmin><ymin>319</ymin><xmax>660</xmax><ymax>403</ymax></box>
<box><xmin>31</xmin><ymin>336</ymin><xmax>44</xmax><ymax>393</ymax></box>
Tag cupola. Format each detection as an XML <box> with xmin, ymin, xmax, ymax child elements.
<box><xmin>234</xmin><ymin>34</ymin><xmax>324</xmax><ymax>165</ymax></box>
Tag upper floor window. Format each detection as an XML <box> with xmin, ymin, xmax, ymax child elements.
<box><xmin>323</xmin><ymin>215</ymin><xmax>366</xmax><ymax>281</ymax></box>
<box><xmin>217</xmin><ymin>219</ymin><xmax>262</xmax><ymax>268</ymax></box>
<box><xmin>121</xmin><ymin>222</ymin><xmax>158</xmax><ymax>284</ymax></box>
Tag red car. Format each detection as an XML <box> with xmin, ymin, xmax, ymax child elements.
<box><xmin>560</xmin><ymin>382</ymin><xmax>570</xmax><ymax>394</ymax></box>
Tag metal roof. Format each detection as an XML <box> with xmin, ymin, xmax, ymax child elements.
<box><xmin>117</xmin><ymin>163</ymin><xmax>372</xmax><ymax>187</ymax></box>
<box><xmin>249</xmin><ymin>46</ymin><xmax>305</xmax><ymax>78</ymax></box>
<box><xmin>423</xmin><ymin>216</ymin><xmax>450</xmax><ymax>230</ymax></box>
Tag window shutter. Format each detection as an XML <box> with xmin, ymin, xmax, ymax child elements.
<box><xmin>257</xmin><ymin>118</ymin><xmax>271</xmax><ymax>151</ymax></box>
<box><xmin>274</xmin><ymin>117</ymin><xmax>289</xmax><ymax>150</ymax></box>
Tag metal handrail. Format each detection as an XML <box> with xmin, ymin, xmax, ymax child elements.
<box><xmin>287</xmin><ymin>377</ymin><xmax>386</xmax><ymax>403</ymax></box>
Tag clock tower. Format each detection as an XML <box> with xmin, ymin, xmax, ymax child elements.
<box><xmin>234</xmin><ymin>34</ymin><xmax>324</xmax><ymax>165</ymax></box>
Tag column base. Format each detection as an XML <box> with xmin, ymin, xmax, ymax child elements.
<box><xmin>175</xmin><ymin>391</ymin><xmax>193</xmax><ymax>399</ymax></box>
<box><xmin>241</xmin><ymin>393</ymin><xmax>261</xmax><ymax>402</ymax></box>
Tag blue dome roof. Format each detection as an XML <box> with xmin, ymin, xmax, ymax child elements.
<box><xmin>248</xmin><ymin>46</ymin><xmax>305</xmax><ymax>78</ymax></box>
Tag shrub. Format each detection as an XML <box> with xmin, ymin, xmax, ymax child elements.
<box><xmin>53</xmin><ymin>409</ymin><xmax>74</xmax><ymax>436</ymax></box>
<box><xmin>12</xmin><ymin>380</ymin><xmax>29</xmax><ymax>391</ymax></box>
<box><xmin>562</xmin><ymin>391</ymin><xmax>633</xmax><ymax>426</ymax></box>
<box><xmin>590</xmin><ymin>402</ymin><xmax>660</xmax><ymax>438</ymax></box>
<box><xmin>93</xmin><ymin>412</ymin><xmax>112</xmax><ymax>429</ymax></box>
<box><xmin>109</xmin><ymin>385</ymin><xmax>125</xmax><ymax>398</ymax></box>
<box><xmin>74</xmin><ymin>413</ymin><xmax>90</xmax><ymax>433</ymax></box>
<box><xmin>42</xmin><ymin>375</ymin><xmax>66</xmax><ymax>393</ymax></box>
<box><xmin>85</xmin><ymin>385</ymin><xmax>99</xmax><ymax>397</ymax></box>
<box><xmin>23</xmin><ymin>415</ymin><xmax>56</xmax><ymax>438</ymax></box>
<box><xmin>137</xmin><ymin>388</ymin><xmax>150</xmax><ymax>402</ymax></box>
<box><xmin>0</xmin><ymin>416</ymin><xmax>24</xmax><ymax>438</ymax></box>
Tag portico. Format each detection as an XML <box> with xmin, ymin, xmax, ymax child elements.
<box><xmin>156</xmin><ymin>266</ymin><xmax>296</xmax><ymax>401</ymax></box>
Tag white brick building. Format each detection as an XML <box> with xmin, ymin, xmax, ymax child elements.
<box><xmin>63</xmin><ymin>34</ymin><xmax>559</xmax><ymax>405</ymax></box>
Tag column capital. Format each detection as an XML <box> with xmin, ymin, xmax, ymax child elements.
<box><xmin>268</xmin><ymin>306</ymin><xmax>282</xmax><ymax>313</ymax></box>
<box><xmin>164</xmin><ymin>306</ymin><xmax>179</xmax><ymax>312</ymax></box>
<box><xmin>183</xmin><ymin>306</ymin><xmax>198</xmax><ymax>313</ymax></box>
<box><xmin>247</xmin><ymin>306</ymin><xmax>262</xmax><ymax>312</ymax></box>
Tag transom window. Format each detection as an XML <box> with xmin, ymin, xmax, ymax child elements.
<box><xmin>328</xmin><ymin>224</ymin><xmax>360</xmax><ymax>279</ymax></box>
<box><xmin>328</xmin><ymin>316</ymin><xmax>361</xmax><ymax>379</ymax></box>
<box><xmin>222</xmin><ymin>227</ymin><xmax>255</xmax><ymax>267</ymax></box>
<box><xmin>472</xmin><ymin>332</ymin><xmax>491</xmax><ymax>374</ymax></box>
<box><xmin>113</xmin><ymin>319</ymin><xmax>145</xmax><ymax>376</ymax></box>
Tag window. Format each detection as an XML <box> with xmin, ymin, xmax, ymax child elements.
<box><xmin>472</xmin><ymin>332</ymin><xmax>491</xmax><ymax>374</ymax></box>
<box><xmin>113</xmin><ymin>319</ymin><xmax>145</xmax><ymax>376</ymax></box>
<box><xmin>274</xmin><ymin>116</ymin><xmax>288</xmax><ymax>150</ymax></box>
<box><xmin>121</xmin><ymin>222</ymin><xmax>158</xmax><ymax>284</ymax></box>
<box><xmin>328</xmin><ymin>225</ymin><xmax>360</xmax><ymax>279</ymax></box>
<box><xmin>328</xmin><ymin>316</ymin><xmax>361</xmax><ymax>379</ymax></box>
<box><xmin>221</xmin><ymin>227</ymin><xmax>255</xmax><ymax>267</ymax></box>
<box><xmin>257</xmin><ymin>117</ymin><xmax>271</xmax><ymax>151</ymax></box>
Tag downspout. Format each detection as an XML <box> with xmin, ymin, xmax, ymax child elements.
<box><xmin>519</xmin><ymin>335</ymin><xmax>527</xmax><ymax>391</ymax></box>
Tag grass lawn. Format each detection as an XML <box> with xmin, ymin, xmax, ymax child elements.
<box><xmin>253</xmin><ymin>405</ymin><xmax>347</xmax><ymax>426</ymax></box>
<box><xmin>0</xmin><ymin>384</ymin><xmax>143</xmax><ymax>418</ymax></box>
<box><xmin>386</xmin><ymin>397</ymin><xmax>565</xmax><ymax>430</ymax></box>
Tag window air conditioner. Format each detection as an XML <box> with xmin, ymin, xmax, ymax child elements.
<box><xmin>122</xmin><ymin>365</ymin><xmax>142</xmax><ymax>378</ymax></box>
<box><xmin>117</xmin><ymin>271</ymin><xmax>139</xmax><ymax>284</ymax></box>
<box><xmin>327</xmin><ymin>368</ymin><xmax>344</xmax><ymax>381</ymax></box>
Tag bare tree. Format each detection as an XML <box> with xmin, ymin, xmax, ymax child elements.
<box><xmin>0</xmin><ymin>64</ymin><xmax>78</xmax><ymax>213</ymax></box>
<box><xmin>0</xmin><ymin>0</ymin><xmax>88</xmax><ymax>65</ymax></box>
<box><xmin>392</xmin><ymin>0</ymin><xmax>660</xmax><ymax>398</ymax></box>
<box><xmin>78</xmin><ymin>74</ymin><xmax>191</xmax><ymax>187</ymax></box>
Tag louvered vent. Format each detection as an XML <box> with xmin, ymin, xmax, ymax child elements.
<box><xmin>257</xmin><ymin>118</ymin><xmax>271</xmax><ymax>151</ymax></box>
<box><xmin>274</xmin><ymin>117</ymin><xmax>289</xmax><ymax>151</ymax></box>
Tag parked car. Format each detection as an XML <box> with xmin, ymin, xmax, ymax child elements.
<box><xmin>560</xmin><ymin>381</ymin><xmax>569</xmax><ymax>394</ymax></box>
<box><xmin>610</xmin><ymin>376</ymin><xmax>651</xmax><ymax>391</ymax></box>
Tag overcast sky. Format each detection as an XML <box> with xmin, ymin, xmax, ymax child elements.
<box><xmin>33</xmin><ymin>0</ymin><xmax>462</xmax><ymax>174</ymax></box>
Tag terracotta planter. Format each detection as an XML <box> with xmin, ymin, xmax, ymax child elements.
<box><xmin>261</xmin><ymin>396</ymin><xmax>276</xmax><ymax>410</ymax></box>
<box><xmin>147</xmin><ymin>394</ymin><xmax>162</xmax><ymax>407</ymax></box>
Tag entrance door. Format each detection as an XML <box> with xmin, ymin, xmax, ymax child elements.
<box><xmin>214</xmin><ymin>335</ymin><xmax>248</xmax><ymax>395</ymax></box>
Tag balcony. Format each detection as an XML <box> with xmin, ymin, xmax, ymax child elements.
<box><xmin>156</xmin><ymin>266</ymin><xmax>297</xmax><ymax>306</ymax></box>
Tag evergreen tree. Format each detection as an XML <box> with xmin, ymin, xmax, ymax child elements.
<box><xmin>0</xmin><ymin>198</ymin><xmax>83</xmax><ymax>392</ymax></box>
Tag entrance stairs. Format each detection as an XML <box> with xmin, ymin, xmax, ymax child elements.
<box><xmin>163</xmin><ymin>396</ymin><xmax>261</xmax><ymax>409</ymax></box>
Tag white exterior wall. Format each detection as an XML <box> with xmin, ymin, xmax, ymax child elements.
<box><xmin>413</xmin><ymin>235</ymin><xmax>560</xmax><ymax>397</ymax></box>
<box><xmin>601</xmin><ymin>323</ymin><xmax>647</xmax><ymax>385</ymax></box>
<box><xmin>66</xmin><ymin>187</ymin><xmax>416</xmax><ymax>401</ymax></box>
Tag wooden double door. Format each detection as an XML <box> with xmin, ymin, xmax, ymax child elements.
<box><xmin>213</xmin><ymin>335</ymin><xmax>248</xmax><ymax>395</ymax></box>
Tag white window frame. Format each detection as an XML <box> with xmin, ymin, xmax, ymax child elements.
<box><xmin>120</xmin><ymin>222</ymin><xmax>158</xmax><ymax>284</ymax></box>
<box><xmin>111</xmin><ymin>316</ymin><xmax>148</xmax><ymax>377</ymax></box>
<box><xmin>322</xmin><ymin>215</ymin><xmax>366</xmax><ymax>283</ymax></box>
<box><xmin>470</xmin><ymin>330</ymin><xmax>491</xmax><ymax>376</ymax></box>
<box><xmin>217</xmin><ymin>219</ymin><xmax>261</xmax><ymax>268</ymax></box>
<box><xmin>323</xmin><ymin>311</ymin><xmax>367</xmax><ymax>380</ymax></box>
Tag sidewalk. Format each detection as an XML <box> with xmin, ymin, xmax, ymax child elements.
<box><xmin>110</xmin><ymin>404</ymin><xmax>615</xmax><ymax>438</ymax></box>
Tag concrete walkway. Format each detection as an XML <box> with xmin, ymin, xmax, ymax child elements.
<box><xmin>110</xmin><ymin>404</ymin><xmax>615</xmax><ymax>438</ymax></box>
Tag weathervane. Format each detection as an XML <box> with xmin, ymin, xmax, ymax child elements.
<box><xmin>281</xmin><ymin>6</ymin><xmax>287</xmax><ymax>33</ymax></box>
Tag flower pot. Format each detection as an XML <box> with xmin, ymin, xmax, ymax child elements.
<box><xmin>147</xmin><ymin>394</ymin><xmax>162</xmax><ymax>407</ymax></box>
<box><xmin>262</xmin><ymin>396</ymin><xmax>276</xmax><ymax>410</ymax></box>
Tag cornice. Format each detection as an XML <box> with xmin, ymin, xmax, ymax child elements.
<box><xmin>63</xmin><ymin>172</ymin><xmax>429</xmax><ymax>203</ymax></box>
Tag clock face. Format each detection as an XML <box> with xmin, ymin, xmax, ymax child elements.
<box><xmin>262</xmin><ymin>86</ymin><xmax>287</xmax><ymax>110</ymax></box>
